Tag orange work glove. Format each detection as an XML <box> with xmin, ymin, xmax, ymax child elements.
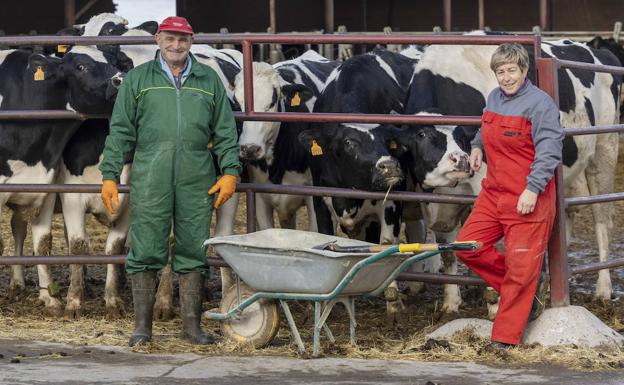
<box><xmin>101</xmin><ymin>179</ymin><xmax>119</xmax><ymax>217</ymax></box>
<box><xmin>208</xmin><ymin>175</ymin><xmax>238</xmax><ymax>208</ymax></box>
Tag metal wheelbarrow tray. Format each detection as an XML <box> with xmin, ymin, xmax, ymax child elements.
<box><xmin>204</xmin><ymin>228</ymin><xmax>414</xmax><ymax>295</ymax></box>
<box><xmin>203</xmin><ymin>229</ymin><xmax>448</xmax><ymax>357</ymax></box>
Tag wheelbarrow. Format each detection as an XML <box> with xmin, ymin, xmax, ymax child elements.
<box><xmin>203</xmin><ymin>228</ymin><xmax>480</xmax><ymax>357</ymax></box>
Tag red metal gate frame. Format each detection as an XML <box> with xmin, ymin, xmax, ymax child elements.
<box><xmin>0</xmin><ymin>34</ymin><xmax>624</xmax><ymax>304</ymax></box>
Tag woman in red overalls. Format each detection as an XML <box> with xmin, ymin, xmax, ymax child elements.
<box><xmin>456</xmin><ymin>43</ymin><xmax>564</xmax><ymax>351</ymax></box>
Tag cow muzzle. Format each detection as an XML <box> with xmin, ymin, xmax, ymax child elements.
<box><xmin>240</xmin><ymin>144</ymin><xmax>263</xmax><ymax>161</ymax></box>
<box><xmin>376</xmin><ymin>157</ymin><xmax>403</xmax><ymax>187</ymax></box>
<box><xmin>446</xmin><ymin>151</ymin><xmax>471</xmax><ymax>179</ymax></box>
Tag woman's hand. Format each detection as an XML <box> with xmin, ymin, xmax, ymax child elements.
<box><xmin>469</xmin><ymin>148</ymin><xmax>483</xmax><ymax>172</ymax></box>
<box><xmin>517</xmin><ymin>189</ymin><xmax>538</xmax><ymax>215</ymax></box>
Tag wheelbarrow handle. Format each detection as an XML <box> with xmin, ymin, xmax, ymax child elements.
<box><xmin>322</xmin><ymin>241</ymin><xmax>482</xmax><ymax>253</ymax></box>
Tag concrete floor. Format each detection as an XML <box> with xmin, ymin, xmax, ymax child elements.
<box><xmin>1</xmin><ymin>339</ymin><xmax>624</xmax><ymax>385</ymax></box>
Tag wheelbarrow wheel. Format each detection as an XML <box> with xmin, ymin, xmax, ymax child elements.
<box><xmin>219</xmin><ymin>285</ymin><xmax>280</xmax><ymax>348</ymax></box>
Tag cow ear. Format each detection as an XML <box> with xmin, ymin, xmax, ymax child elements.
<box><xmin>28</xmin><ymin>54</ymin><xmax>57</xmax><ymax>81</ymax></box>
<box><xmin>134</xmin><ymin>21</ymin><xmax>158</xmax><ymax>35</ymax></box>
<box><xmin>384</xmin><ymin>125</ymin><xmax>408</xmax><ymax>157</ymax></box>
<box><xmin>281</xmin><ymin>84</ymin><xmax>313</xmax><ymax>108</ymax></box>
<box><xmin>298</xmin><ymin>129</ymin><xmax>324</xmax><ymax>156</ymax></box>
<box><xmin>586</xmin><ymin>36</ymin><xmax>603</xmax><ymax>49</ymax></box>
<box><xmin>115</xmin><ymin>51</ymin><xmax>134</xmax><ymax>72</ymax></box>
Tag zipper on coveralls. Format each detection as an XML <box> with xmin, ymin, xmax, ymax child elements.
<box><xmin>175</xmin><ymin>86</ymin><xmax>181</xmax><ymax>187</ymax></box>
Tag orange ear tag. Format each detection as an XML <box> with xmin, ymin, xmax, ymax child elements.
<box><xmin>34</xmin><ymin>66</ymin><xmax>45</xmax><ymax>81</ymax></box>
<box><xmin>311</xmin><ymin>140</ymin><xmax>323</xmax><ymax>156</ymax></box>
<box><xmin>57</xmin><ymin>45</ymin><xmax>68</xmax><ymax>53</ymax></box>
<box><xmin>290</xmin><ymin>92</ymin><xmax>301</xmax><ymax>107</ymax></box>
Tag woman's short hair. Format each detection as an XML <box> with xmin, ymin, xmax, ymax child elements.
<box><xmin>490</xmin><ymin>43</ymin><xmax>530</xmax><ymax>72</ymax></box>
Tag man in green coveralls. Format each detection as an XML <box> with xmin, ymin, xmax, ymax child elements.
<box><xmin>99</xmin><ymin>16</ymin><xmax>241</xmax><ymax>346</ymax></box>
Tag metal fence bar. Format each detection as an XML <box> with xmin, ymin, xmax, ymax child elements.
<box><xmin>557</xmin><ymin>59</ymin><xmax>624</xmax><ymax>75</ymax></box>
<box><xmin>0</xmin><ymin>34</ymin><xmax>539</xmax><ymax>46</ymax></box>
<box><xmin>0</xmin><ymin>183</ymin><xmax>477</xmax><ymax>205</ymax></box>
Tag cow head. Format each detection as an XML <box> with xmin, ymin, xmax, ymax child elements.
<box><xmin>587</xmin><ymin>36</ymin><xmax>624</xmax><ymax>67</ymax></box>
<box><xmin>235</xmin><ymin>62</ymin><xmax>313</xmax><ymax>163</ymax></box>
<box><xmin>57</xmin><ymin>46</ymin><xmax>123</xmax><ymax>113</ymax></box>
<box><xmin>390</xmin><ymin>115</ymin><xmax>473</xmax><ymax>188</ymax></box>
<box><xmin>299</xmin><ymin>123</ymin><xmax>403</xmax><ymax>191</ymax></box>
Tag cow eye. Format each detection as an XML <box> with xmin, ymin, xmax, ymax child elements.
<box><xmin>76</xmin><ymin>64</ymin><xmax>86</xmax><ymax>71</ymax></box>
<box><xmin>418</xmin><ymin>131</ymin><xmax>426</xmax><ymax>138</ymax></box>
<box><xmin>344</xmin><ymin>138</ymin><xmax>355</xmax><ymax>148</ymax></box>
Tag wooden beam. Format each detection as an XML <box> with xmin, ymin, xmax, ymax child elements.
<box><xmin>324</xmin><ymin>0</ymin><xmax>334</xmax><ymax>33</ymax></box>
<box><xmin>539</xmin><ymin>0</ymin><xmax>549</xmax><ymax>31</ymax></box>
<box><xmin>478</xmin><ymin>0</ymin><xmax>485</xmax><ymax>30</ymax></box>
<box><xmin>75</xmin><ymin>0</ymin><xmax>101</xmax><ymax>22</ymax></box>
<box><xmin>64</xmin><ymin>0</ymin><xmax>76</xmax><ymax>27</ymax></box>
<box><xmin>443</xmin><ymin>0</ymin><xmax>452</xmax><ymax>31</ymax></box>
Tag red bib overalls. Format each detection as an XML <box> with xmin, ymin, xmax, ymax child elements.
<box><xmin>456</xmin><ymin>110</ymin><xmax>556</xmax><ymax>345</ymax></box>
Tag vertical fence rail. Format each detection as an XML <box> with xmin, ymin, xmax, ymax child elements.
<box><xmin>537</xmin><ymin>57</ymin><xmax>570</xmax><ymax>307</ymax></box>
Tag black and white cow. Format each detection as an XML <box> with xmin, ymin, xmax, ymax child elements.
<box><xmin>404</xmin><ymin>39</ymin><xmax>622</xmax><ymax>315</ymax></box>
<box><xmin>0</xmin><ymin>47</ymin><xmax>122</xmax><ymax>316</ymax></box>
<box><xmin>294</xmin><ymin>49</ymin><xmax>422</xmax><ymax>324</ymax></box>
<box><xmin>301</xmin><ymin>49</ymin><xmax>420</xmax><ymax>243</ymax></box>
<box><xmin>235</xmin><ymin>50</ymin><xmax>339</xmax><ymax>231</ymax></box>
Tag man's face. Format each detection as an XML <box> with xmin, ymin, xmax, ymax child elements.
<box><xmin>494</xmin><ymin>63</ymin><xmax>528</xmax><ymax>95</ymax></box>
<box><xmin>156</xmin><ymin>31</ymin><xmax>192</xmax><ymax>67</ymax></box>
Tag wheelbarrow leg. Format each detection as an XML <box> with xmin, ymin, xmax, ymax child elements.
<box><xmin>279</xmin><ymin>300</ymin><xmax>305</xmax><ymax>354</ymax></box>
<box><xmin>342</xmin><ymin>296</ymin><xmax>357</xmax><ymax>346</ymax></box>
<box><xmin>313</xmin><ymin>301</ymin><xmax>321</xmax><ymax>357</ymax></box>
<box><xmin>318</xmin><ymin>300</ymin><xmax>336</xmax><ymax>343</ymax></box>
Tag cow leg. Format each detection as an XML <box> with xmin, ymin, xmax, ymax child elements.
<box><xmin>104</xmin><ymin>207</ymin><xmax>131</xmax><ymax>319</ymax></box>
<box><xmin>317</xmin><ymin>196</ymin><xmax>336</xmax><ymax>235</ymax></box>
<box><xmin>379</xmin><ymin>201</ymin><xmax>404</xmax><ymax>328</ymax></box>
<box><xmin>62</xmin><ymin>195</ymin><xmax>89</xmax><ymax>320</ymax></box>
<box><xmin>214</xmin><ymin>192</ymin><xmax>239</xmax><ymax>295</ymax></box>
<box><xmin>9</xmin><ymin>209</ymin><xmax>28</xmax><ymax>297</ymax></box>
<box><xmin>255</xmin><ymin>193</ymin><xmax>275</xmax><ymax>230</ymax></box>
<box><xmin>586</xmin><ymin>133</ymin><xmax>618</xmax><ymax>300</ymax></box>
<box><xmin>403</xmin><ymin>202</ymin><xmax>430</xmax><ymax>295</ymax></box>
<box><xmin>215</xmin><ymin>192</ymin><xmax>239</xmax><ymax>237</ymax></box>
<box><xmin>32</xmin><ymin>193</ymin><xmax>63</xmax><ymax>317</ymax></box>
<box><xmin>436</xmin><ymin>230</ymin><xmax>463</xmax><ymax>315</ymax></box>
<box><xmin>305</xmin><ymin>196</ymin><xmax>318</xmax><ymax>232</ymax></box>
<box><xmin>154</xmin><ymin>260</ymin><xmax>174</xmax><ymax>320</ymax></box>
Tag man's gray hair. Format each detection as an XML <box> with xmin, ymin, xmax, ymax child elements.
<box><xmin>490</xmin><ymin>43</ymin><xmax>530</xmax><ymax>72</ymax></box>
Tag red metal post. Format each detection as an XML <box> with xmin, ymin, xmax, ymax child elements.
<box><xmin>242</xmin><ymin>40</ymin><xmax>254</xmax><ymax>115</ymax></box>
<box><xmin>246</xmin><ymin>190</ymin><xmax>257</xmax><ymax>233</ymax></box>
<box><xmin>537</xmin><ymin>57</ymin><xmax>569</xmax><ymax>307</ymax></box>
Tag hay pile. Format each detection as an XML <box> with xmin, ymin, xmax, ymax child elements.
<box><xmin>1</xmin><ymin>288</ymin><xmax>624</xmax><ymax>371</ymax></box>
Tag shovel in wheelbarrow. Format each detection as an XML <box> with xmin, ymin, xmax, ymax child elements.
<box><xmin>313</xmin><ymin>240</ymin><xmax>482</xmax><ymax>253</ymax></box>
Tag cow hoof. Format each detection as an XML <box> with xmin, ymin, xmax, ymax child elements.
<box><xmin>154</xmin><ymin>301</ymin><xmax>174</xmax><ymax>321</ymax></box>
<box><xmin>64</xmin><ymin>306</ymin><xmax>82</xmax><ymax>320</ymax></box>
<box><xmin>44</xmin><ymin>303</ymin><xmax>64</xmax><ymax>318</ymax></box>
<box><xmin>7</xmin><ymin>283</ymin><xmax>26</xmax><ymax>299</ymax></box>
<box><xmin>105</xmin><ymin>302</ymin><xmax>126</xmax><ymax>320</ymax></box>
<box><xmin>434</xmin><ymin>310</ymin><xmax>460</xmax><ymax>324</ymax></box>
<box><xmin>383</xmin><ymin>286</ymin><xmax>400</xmax><ymax>302</ymax></box>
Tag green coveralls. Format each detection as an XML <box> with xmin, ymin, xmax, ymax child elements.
<box><xmin>100</xmin><ymin>51</ymin><xmax>241</xmax><ymax>275</ymax></box>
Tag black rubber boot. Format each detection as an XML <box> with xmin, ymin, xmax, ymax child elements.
<box><xmin>179</xmin><ymin>272</ymin><xmax>215</xmax><ymax>345</ymax></box>
<box><xmin>128</xmin><ymin>271</ymin><xmax>157</xmax><ymax>347</ymax></box>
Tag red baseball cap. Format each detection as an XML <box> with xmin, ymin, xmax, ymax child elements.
<box><xmin>158</xmin><ymin>16</ymin><xmax>194</xmax><ymax>35</ymax></box>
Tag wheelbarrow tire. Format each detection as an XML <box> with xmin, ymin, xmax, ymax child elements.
<box><xmin>219</xmin><ymin>285</ymin><xmax>280</xmax><ymax>348</ymax></box>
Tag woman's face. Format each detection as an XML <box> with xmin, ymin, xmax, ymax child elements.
<box><xmin>494</xmin><ymin>63</ymin><xmax>528</xmax><ymax>95</ymax></box>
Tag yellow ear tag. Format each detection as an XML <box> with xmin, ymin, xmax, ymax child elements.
<box><xmin>388</xmin><ymin>140</ymin><xmax>398</xmax><ymax>150</ymax></box>
<box><xmin>57</xmin><ymin>44</ymin><xmax>68</xmax><ymax>53</ymax></box>
<box><xmin>34</xmin><ymin>66</ymin><xmax>45</xmax><ymax>81</ymax></box>
<box><xmin>290</xmin><ymin>92</ymin><xmax>301</xmax><ymax>107</ymax></box>
<box><xmin>311</xmin><ymin>140</ymin><xmax>323</xmax><ymax>156</ymax></box>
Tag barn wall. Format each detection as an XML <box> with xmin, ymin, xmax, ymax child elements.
<box><xmin>178</xmin><ymin>0</ymin><xmax>622</xmax><ymax>34</ymax></box>
<box><xmin>0</xmin><ymin>0</ymin><xmax>116</xmax><ymax>35</ymax></box>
